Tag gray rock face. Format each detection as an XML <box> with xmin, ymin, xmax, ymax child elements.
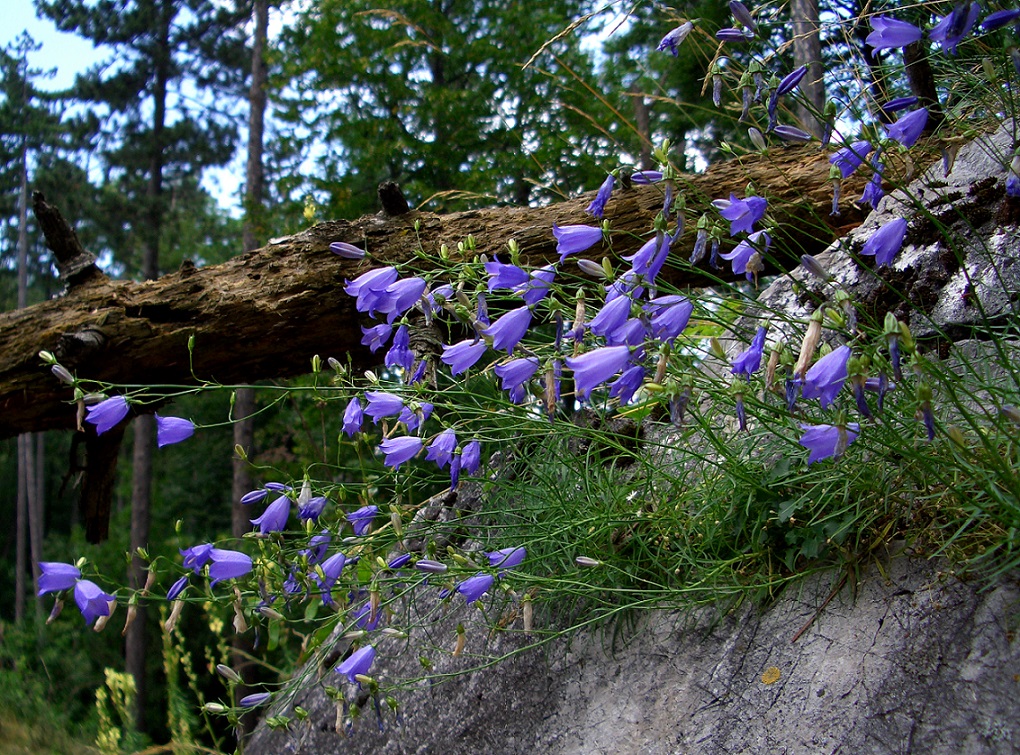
<box><xmin>249</xmin><ymin>556</ymin><xmax>1020</xmax><ymax>754</ymax></box>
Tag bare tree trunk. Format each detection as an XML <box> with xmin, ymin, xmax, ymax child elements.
<box><xmin>234</xmin><ymin>0</ymin><xmax>269</xmax><ymax>744</ymax></box>
<box><xmin>792</xmin><ymin>0</ymin><xmax>824</xmax><ymax>136</ymax></box>
<box><xmin>628</xmin><ymin>82</ymin><xmax>654</xmax><ymax>170</ymax></box>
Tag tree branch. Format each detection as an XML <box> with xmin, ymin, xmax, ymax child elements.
<box><xmin>1</xmin><ymin>145</ymin><xmax>872</xmax><ymax>439</ymax></box>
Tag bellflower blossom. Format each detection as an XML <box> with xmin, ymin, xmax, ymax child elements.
<box><xmin>485</xmin><ymin>260</ymin><xmax>530</xmax><ymax>291</ymax></box>
<box><xmin>624</xmin><ymin>234</ymin><xmax>671</xmax><ymax>283</ymax></box>
<box><xmin>166</xmin><ymin>575</ymin><xmax>189</xmax><ymax>601</ymax></box>
<box><xmin>426</xmin><ymin>428</ymin><xmax>458</xmax><ymax>469</ymax></box>
<box><xmin>553</xmin><ymin>224</ymin><xmax>602</xmax><ymax>261</ymax></box>
<box><xmin>589</xmin><ymin>295</ymin><xmax>632</xmax><ymax>339</ymax></box>
<box><xmin>336</xmin><ymin>646</ymin><xmax>376</xmax><ymax>686</ymax></box>
<box><xmin>631</xmin><ymin>170</ymin><xmax>664</xmax><ymax>184</ymax></box>
<box><xmin>884</xmin><ymin>108</ymin><xmax>928</xmax><ymax>148</ymax></box>
<box><xmin>251</xmin><ymin>495</ymin><xmax>290</xmax><ymax>534</ymax></box>
<box><xmin>802</xmin><ymin>345</ymin><xmax>851</xmax><ymax>408</ymax></box>
<box><xmin>299</xmin><ymin>495</ymin><xmax>328</xmax><ymax>522</ymax></box>
<box><xmin>385</xmin><ymin>324</ymin><xmax>414</xmax><ymax>372</ymax></box>
<box><xmin>155</xmin><ymin>415</ymin><xmax>195</xmax><ymax>448</ymax></box>
<box><xmin>721</xmin><ymin>230</ymin><xmax>770</xmax><ymax>281</ymax></box>
<box><xmin>487</xmin><ymin>546</ymin><xmax>526</xmax><ymax>570</ymax></box>
<box><xmin>860</xmin><ymin>217</ymin><xmax>908</xmax><ymax>267</ymax></box>
<box><xmin>347</xmin><ymin>505</ymin><xmax>379</xmax><ymax>536</ymax></box>
<box><xmin>379</xmin><ymin>277</ymin><xmax>427</xmax><ymax>323</ymax></box>
<box><xmin>398</xmin><ymin>402</ymin><xmax>432</xmax><ymax>433</ymax></box>
<box><xmin>74</xmin><ymin>580</ymin><xmax>115</xmax><ymax>626</ymax></box>
<box><xmin>860</xmin><ymin>158</ymin><xmax>885</xmax><ymax>209</ymax></box>
<box><xmin>342</xmin><ymin>397</ymin><xmax>363</xmax><ymax>437</ymax></box>
<box><xmin>586</xmin><ymin>175</ymin><xmax>615</xmax><ymax>219</ymax></box>
<box><xmin>713</xmin><ymin>194</ymin><xmax>767</xmax><ymax>236</ymax></box>
<box><xmin>85</xmin><ymin>396</ymin><xmax>130</xmax><ymax>435</ymax></box>
<box><xmin>983</xmin><ymin>9</ymin><xmax>1020</xmax><ymax>31</ymax></box>
<box><xmin>364</xmin><ymin>391</ymin><xmax>405</xmax><ymax>422</ymax></box>
<box><xmin>930</xmin><ymin>3</ymin><xmax>980</xmax><ymax>55</ymax></box>
<box><xmin>646</xmin><ymin>295</ymin><xmax>693</xmax><ymax>344</ymax></box>
<box><xmin>566</xmin><ymin>345</ymin><xmax>635</xmax><ymax>399</ymax></box>
<box><xmin>799</xmin><ymin>423</ymin><xmax>860</xmax><ymax>464</ymax></box>
<box><xmin>883</xmin><ymin>96</ymin><xmax>918</xmax><ymax>113</ymax></box>
<box><xmin>657</xmin><ymin>22</ymin><xmax>693</xmax><ymax>55</ymax></box>
<box><xmin>442</xmin><ymin>339</ymin><xmax>487</xmax><ymax>375</ymax></box>
<box><xmin>181</xmin><ymin>543</ymin><xmax>214</xmax><ymax>572</ymax></box>
<box><xmin>731</xmin><ymin>326</ymin><xmax>767</xmax><ymax>379</ymax></box>
<box><xmin>208</xmin><ymin>549</ymin><xmax>253</xmax><ymax>586</ymax></box>
<box><xmin>361</xmin><ymin>323</ymin><xmax>393</xmax><ymax>352</ymax></box>
<box><xmin>494</xmin><ymin>358</ymin><xmax>541</xmax><ymax>404</ymax></box>
<box><xmin>1007</xmin><ymin>153</ymin><xmax>1020</xmax><ymax>198</ymax></box>
<box><xmin>379</xmin><ymin>436</ymin><xmax>423</xmax><ymax>469</ymax></box>
<box><xmin>482</xmin><ymin>305</ymin><xmax>533</xmax><ymax>353</ymax></box>
<box><xmin>329</xmin><ymin>241</ymin><xmax>365</xmax><ymax>259</ymax></box>
<box><xmin>460</xmin><ymin>440</ymin><xmax>482</xmax><ymax>476</ymax></box>
<box><xmin>830</xmin><ymin>141</ymin><xmax>873</xmax><ymax>178</ymax></box>
<box><xmin>865</xmin><ymin>17</ymin><xmax>923</xmax><ymax>49</ymax></box>
<box><xmin>609</xmin><ymin>364</ymin><xmax>646</xmax><ymax>405</ymax></box>
<box><xmin>519</xmin><ymin>265</ymin><xmax>555</xmax><ymax>306</ymax></box>
<box><xmin>38</xmin><ymin>562</ymin><xmax>82</xmax><ymax>594</ymax></box>
<box><xmin>344</xmin><ymin>266</ymin><xmax>399</xmax><ymax>316</ymax></box>
<box><xmin>456</xmin><ymin>573</ymin><xmax>495</xmax><ymax>604</ymax></box>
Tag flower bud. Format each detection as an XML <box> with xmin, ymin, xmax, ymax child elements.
<box><xmin>575</xmin><ymin>556</ymin><xmax>602</xmax><ymax>567</ymax></box>
<box><xmin>217</xmin><ymin>664</ymin><xmax>243</xmax><ymax>684</ymax></box>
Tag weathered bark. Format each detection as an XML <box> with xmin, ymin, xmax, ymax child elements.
<box><xmin>2</xmin><ymin>146</ymin><xmax>875</xmax><ymax>441</ymax></box>
<box><xmin>791</xmin><ymin>0</ymin><xmax>824</xmax><ymax>136</ymax></box>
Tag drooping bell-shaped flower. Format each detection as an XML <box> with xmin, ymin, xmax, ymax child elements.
<box><xmin>441</xmin><ymin>339</ymin><xmax>488</xmax><ymax>375</ymax></box>
<box><xmin>646</xmin><ymin>294</ymin><xmax>693</xmax><ymax>344</ymax></box>
<box><xmin>251</xmin><ymin>495</ymin><xmax>290</xmax><ymax>534</ymax></box>
<box><xmin>566</xmin><ymin>345</ymin><xmax>634</xmax><ymax>400</ymax></box>
<box><xmin>829</xmin><ymin>141</ymin><xmax>873</xmax><ymax>178</ymax></box>
<box><xmin>983</xmin><ymin>9</ymin><xmax>1020</xmax><ymax>31</ymax></box>
<box><xmin>656</xmin><ymin>22</ymin><xmax>694</xmax><ymax>55</ymax></box>
<box><xmin>85</xmin><ymin>396</ymin><xmax>130</xmax><ymax>435</ymax></box>
<box><xmin>361</xmin><ymin>323</ymin><xmax>393</xmax><ymax>352</ymax></box>
<box><xmin>384</xmin><ymin>324</ymin><xmax>415</xmax><ymax>372</ymax></box>
<box><xmin>731</xmin><ymin>326</ymin><xmax>768</xmax><ymax>379</ymax></box>
<box><xmin>860</xmin><ymin>217</ymin><xmax>908</xmax><ymax>267</ymax></box>
<box><xmin>721</xmin><ymin>230</ymin><xmax>770</xmax><ymax>282</ymax></box>
<box><xmin>155</xmin><ymin>415</ymin><xmax>195</xmax><ymax>448</ymax></box>
<box><xmin>486</xmin><ymin>546</ymin><xmax>526</xmax><ymax>570</ymax></box>
<box><xmin>37</xmin><ymin>562</ymin><xmax>82</xmax><ymax>594</ymax></box>
<box><xmin>494</xmin><ymin>358</ymin><xmax>541</xmax><ymax>404</ymax></box>
<box><xmin>74</xmin><ymin>580</ymin><xmax>114</xmax><ymax>626</ymax></box>
<box><xmin>379</xmin><ymin>436</ymin><xmax>423</xmax><ymax>469</ymax></box>
<box><xmin>930</xmin><ymin>3</ymin><xmax>980</xmax><ymax>55</ymax></box>
<box><xmin>865</xmin><ymin>16</ymin><xmax>923</xmax><ymax>49</ymax></box>
<box><xmin>798</xmin><ymin>423</ymin><xmax>860</xmax><ymax>464</ymax></box>
<box><xmin>802</xmin><ymin>344</ymin><xmax>851</xmax><ymax>408</ymax></box>
<box><xmin>364</xmin><ymin>391</ymin><xmax>405</xmax><ymax>423</ymax></box>
<box><xmin>553</xmin><ymin>224</ymin><xmax>602</xmax><ymax>261</ymax></box>
<box><xmin>336</xmin><ymin>645</ymin><xmax>376</xmax><ymax>686</ymax></box>
<box><xmin>455</xmin><ymin>573</ymin><xmax>495</xmax><ymax>604</ymax></box>
<box><xmin>342</xmin><ymin>397</ymin><xmax>363</xmax><ymax>437</ymax></box>
<box><xmin>713</xmin><ymin>193</ymin><xmax>767</xmax><ymax>236</ymax></box>
<box><xmin>347</xmin><ymin>505</ymin><xmax>379</xmax><ymax>536</ymax></box>
<box><xmin>208</xmin><ymin>549</ymin><xmax>253</xmax><ymax>586</ymax></box>
<box><xmin>425</xmin><ymin>428</ymin><xmax>458</xmax><ymax>470</ymax></box>
<box><xmin>884</xmin><ymin>108</ymin><xmax>928</xmax><ymax>148</ymax></box>
<box><xmin>485</xmin><ymin>260</ymin><xmax>530</xmax><ymax>291</ymax></box>
<box><xmin>482</xmin><ymin>305</ymin><xmax>533</xmax><ymax>353</ymax></box>
<box><xmin>586</xmin><ymin>175</ymin><xmax>615</xmax><ymax>219</ymax></box>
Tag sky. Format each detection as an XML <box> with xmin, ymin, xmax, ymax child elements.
<box><xmin>4</xmin><ymin>1</ymin><xmax>108</xmax><ymax>91</ymax></box>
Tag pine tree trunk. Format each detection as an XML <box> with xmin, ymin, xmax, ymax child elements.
<box><xmin>792</xmin><ymin>0</ymin><xmax>825</xmax><ymax>136</ymax></box>
<box><xmin>234</xmin><ymin>0</ymin><xmax>270</xmax><ymax>743</ymax></box>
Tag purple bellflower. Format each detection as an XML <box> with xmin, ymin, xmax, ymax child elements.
<box><xmin>883</xmin><ymin>96</ymin><xmax>919</xmax><ymax>113</ymax></box>
<box><xmin>631</xmin><ymin>170</ymin><xmax>664</xmax><ymax>184</ymax></box>
<box><xmin>364</xmin><ymin>391</ymin><xmax>405</xmax><ymax>423</ymax></box>
<box><xmin>553</xmin><ymin>224</ymin><xmax>602</xmax><ymax>261</ymax></box>
<box><xmin>398</xmin><ymin>402</ymin><xmax>432</xmax><ymax>433</ymax></box>
<box><xmin>379</xmin><ymin>436</ymin><xmax>423</xmax><ymax>469</ymax></box>
<box><xmin>609</xmin><ymin>364</ymin><xmax>646</xmax><ymax>405</ymax></box>
<box><xmin>589</xmin><ymin>295</ymin><xmax>632</xmax><ymax>339</ymax></box>
<box><xmin>721</xmin><ymin>230</ymin><xmax>770</xmax><ymax>281</ymax></box>
<box><xmin>799</xmin><ymin>423</ymin><xmax>860</xmax><ymax>464</ymax></box>
<box><xmin>802</xmin><ymin>344</ymin><xmax>851</xmax><ymax>408</ymax></box>
<box><xmin>361</xmin><ymin>323</ymin><xmax>393</xmax><ymax>352</ymax></box>
<box><xmin>239</xmin><ymin>489</ymin><xmax>268</xmax><ymax>505</ymax></box>
<box><xmin>487</xmin><ymin>546</ymin><xmax>526</xmax><ymax>570</ymax></box>
<box><xmin>379</xmin><ymin>277</ymin><xmax>427</xmax><ymax>323</ymax></box>
<box><xmin>1007</xmin><ymin>153</ymin><xmax>1020</xmax><ymax>198</ymax></box>
<box><xmin>74</xmin><ymin>580</ymin><xmax>115</xmax><ymax>626</ymax></box>
<box><xmin>330</xmin><ymin>241</ymin><xmax>365</xmax><ymax>259</ymax></box>
<box><xmin>442</xmin><ymin>339</ymin><xmax>487</xmax><ymax>375</ymax></box>
<box><xmin>166</xmin><ymin>575</ymin><xmax>189</xmax><ymax>601</ymax></box>
<box><xmin>860</xmin><ymin>217</ymin><xmax>908</xmax><ymax>267</ymax></box>
<box><xmin>456</xmin><ymin>573</ymin><xmax>495</xmax><ymax>604</ymax></box>
<box><xmin>657</xmin><ymin>22</ymin><xmax>694</xmax><ymax>55</ymax></box>
<box><xmin>155</xmin><ymin>415</ymin><xmax>195</xmax><ymax>448</ymax></box>
<box><xmin>713</xmin><ymin>194</ymin><xmax>767</xmax><ymax>236</ymax></box>
<box><xmin>485</xmin><ymin>260</ymin><xmax>530</xmax><ymax>291</ymax></box>
<box><xmin>865</xmin><ymin>17</ymin><xmax>923</xmax><ymax>49</ymax></box>
<box><xmin>85</xmin><ymin>396</ymin><xmax>130</xmax><ymax>435</ymax></box>
<box><xmin>181</xmin><ymin>543</ymin><xmax>214</xmax><ymax>572</ymax></box>
<box><xmin>251</xmin><ymin>495</ymin><xmax>290</xmax><ymax>534</ymax></box>
<box><xmin>860</xmin><ymin>158</ymin><xmax>885</xmax><ymax>209</ymax></box>
<box><xmin>983</xmin><ymin>9</ymin><xmax>1020</xmax><ymax>31</ymax></box>
<box><xmin>336</xmin><ymin>645</ymin><xmax>376</xmax><ymax>686</ymax></box>
<box><xmin>731</xmin><ymin>326</ymin><xmax>767</xmax><ymax>379</ymax></box>
<box><xmin>830</xmin><ymin>141</ymin><xmax>873</xmax><ymax>178</ymax></box>
<box><xmin>460</xmin><ymin>440</ymin><xmax>481</xmax><ymax>476</ymax></box>
<box><xmin>299</xmin><ymin>495</ymin><xmax>328</xmax><ymax>522</ymax></box>
<box><xmin>587</xmin><ymin>175</ymin><xmax>615</xmax><ymax>219</ymax></box>
<box><xmin>208</xmin><ymin>549</ymin><xmax>253</xmax><ymax>586</ymax></box>
<box><xmin>520</xmin><ymin>265</ymin><xmax>555</xmax><ymax>306</ymax></box>
<box><xmin>240</xmin><ymin>693</ymin><xmax>272</xmax><ymax>708</ymax></box>
<box><xmin>566</xmin><ymin>345</ymin><xmax>634</xmax><ymax>400</ymax></box>
<box><xmin>482</xmin><ymin>305</ymin><xmax>533</xmax><ymax>353</ymax></box>
<box><xmin>624</xmin><ymin>234</ymin><xmax>671</xmax><ymax>283</ymax></box>
<box><xmin>885</xmin><ymin>108</ymin><xmax>928</xmax><ymax>148</ymax></box>
<box><xmin>344</xmin><ymin>266</ymin><xmax>399</xmax><ymax>316</ymax></box>
<box><xmin>347</xmin><ymin>505</ymin><xmax>379</xmax><ymax>536</ymax></box>
<box><xmin>646</xmin><ymin>295</ymin><xmax>694</xmax><ymax>344</ymax></box>
<box><xmin>774</xmin><ymin>125</ymin><xmax>814</xmax><ymax>143</ymax></box>
<box><xmin>385</xmin><ymin>325</ymin><xmax>414</xmax><ymax>372</ymax></box>
<box><xmin>930</xmin><ymin>3</ymin><xmax>980</xmax><ymax>54</ymax></box>
<box><xmin>494</xmin><ymin>358</ymin><xmax>541</xmax><ymax>404</ymax></box>
<box><xmin>342</xmin><ymin>397</ymin><xmax>363</xmax><ymax>437</ymax></box>
<box><xmin>425</xmin><ymin>428</ymin><xmax>458</xmax><ymax>470</ymax></box>
<box><xmin>38</xmin><ymin>562</ymin><xmax>82</xmax><ymax>594</ymax></box>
